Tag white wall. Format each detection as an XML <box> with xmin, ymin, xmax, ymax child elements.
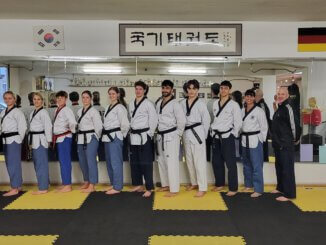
<box><xmin>1</xmin><ymin>20</ymin><xmax>326</xmax><ymax>58</ymax></box>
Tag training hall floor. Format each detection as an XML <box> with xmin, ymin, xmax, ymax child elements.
<box><xmin>0</xmin><ymin>185</ymin><xmax>325</xmax><ymax>245</ymax></box>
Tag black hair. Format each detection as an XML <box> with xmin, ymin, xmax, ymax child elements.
<box><xmin>162</xmin><ymin>80</ymin><xmax>174</xmax><ymax>89</ymax></box>
<box><xmin>82</xmin><ymin>90</ymin><xmax>92</xmax><ymax>98</ymax></box>
<box><xmin>220</xmin><ymin>80</ymin><xmax>232</xmax><ymax>89</ymax></box>
<box><xmin>211</xmin><ymin>83</ymin><xmax>220</xmax><ymax>96</ymax></box>
<box><xmin>244</xmin><ymin>89</ymin><xmax>256</xmax><ymax>97</ymax></box>
<box><xmin>56</xmin><ymin>90</ymin><xmax>68</xmax><ymax>98</ymax></box>
<box><xmin>232</xmin><ymin>90</ymin><xmax>243</xmax><ymax>109</ymax></box>
<box><xmin>92</xmin><ymin>91</ymin><xmax>100</xmax><ymax>105</ymax></box>
<box><xmin>69</xmin><ymin>91</ymin><xmax>79</xmax><ymax>102</ymax></box>
<box><xmin>16</xmin><ymin>95</ymin><xmax>22</xmax><ymax>107</ymax></box>
<box><xmin>134</xmin><ymin>80</ymin><xmax>147</xmax><ymax>90</ymax></box>
<box><xmin>118</xmin><ymin>88</ymin><xmax>128</xmax><ymax>108</ymax></box>
<box><xmin>145</xmin><ymin>84</ymin><xmax>149</xmax><ymax>96</ymax></box>
<box><xmin>183</xmin><ymin>82</ymin><xmax>188</xmax><ymax>94</ymax></box>
<box><xmin>187</xmin><ymin>79</ymin><xmax>200</xmax><ymax>90</ymax></box>
<box><xmin>28</xmin><ymin>92</ymin><xmax>34</xmax><ymax>105</ymax></box>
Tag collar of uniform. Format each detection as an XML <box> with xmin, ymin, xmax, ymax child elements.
<box><xmin>278</xmin><ymin>99</ymin><xmax>289</xmax><ymax>107</ymax></box>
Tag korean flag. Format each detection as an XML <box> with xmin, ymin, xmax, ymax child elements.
<box><xmin>33</xmin><ymin>25</ymin><xmax>65</xmax><ymax>51</ymax></box>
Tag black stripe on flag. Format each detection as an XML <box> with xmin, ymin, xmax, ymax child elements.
<box><xmin>299</xmin><ymin>28</ymin><xmax>326</xmax><ymax>36</ymax></box>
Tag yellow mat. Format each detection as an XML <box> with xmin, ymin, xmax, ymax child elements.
<box><xmin>149</xmin><ymin>235</ymin><xmax>246</xmax><ymax>245</ymax></box>
<box><xmin>0</xmin><ymin>235</ymin><xmax>58</xmax><ymax>245</ymax></box>
<box><xmin>292</xmin><ymin>187</ymin><xmax>326</xmax><ymax>212</ymax></box>
<box><xmin>153</xmin><ymin>187</ymin><xmax>227</xmax><ymax>211</ymax></box>
<box><xmin>4</xmin><ymin>189</ymin><xmax>89</xmax><ymax>210</ymax></box>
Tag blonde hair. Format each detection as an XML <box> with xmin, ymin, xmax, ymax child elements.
<box><xmin>3</xmin><ymin>91</ymin><xmax>16</xmax><ymax>99</ymax></box>
<box><xmin>33</xmin><ymin>92</ymin><xmax>44</xmax><ymax>101</ymax></box>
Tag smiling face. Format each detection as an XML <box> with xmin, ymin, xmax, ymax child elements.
<box><xmin>277</xmin><ymin>87</ymin><xmax>289</xmax><ymax>104</ymax></box>
<box><xmin>245</xmin><ymin>94</ymin><xmax>255</xmax><ymax>106</ymax></box>
<box><xmin>109</xmin><ymin>89</ymin><xmax>119</xmax><ymax>103</ymax></box>
<box><xmin>33</xmin><ymin>94</ymin><xmax>43</xmax><ymax>108</ymax></box>
<box><xmin>56</xmin><ymin>96</ymin><xmax>67</xmax><ymax>108</ymax></box>
<box><xmin>220</xmin><ymin>85</ymin><xmax>230</xmax><ymax>98</ymax></box>
<box><xmin>162</xmin><ymin>85</ymin><xmax>173</xmax><ymax>98</ymax></box>
<box><xmin>4</xmin><ymin>93</ymin><xmax>15</xmax><ymax>107</ymax></box>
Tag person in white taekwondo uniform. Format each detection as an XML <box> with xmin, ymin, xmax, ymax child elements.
<box><xmin>0</xmin><ymin>91</ymin><xmax>27</xmax><ymax>196</ymax></box>
<box><xmin>53</xmin><ymin>91</ymin><xmax>77</xmax><ymax>193</ymax></box>
<box><xmin>211</xmin><ymin>80</ymin><xmax>242</xmax><ymax>196</ymax></box>
<box><xmin>181</xmin><ymin>79</ymin><xmax>210</xmax><ymax>197</ymax></box>
<box><xmin>156</xmin><ymin>80</ymin><xmax>186</xmax><ymax>197</ymax></box>
<box><xmin>28</xmin><ymin>92</ymin><xmax>53</xmax><ymax>195</ymax></box>
<box><xmin>129</xmin><ymin>81</ymin><xmax>158</xmax><ymax>198</ymax></box>
<box><xmin>76</xmin><ymin>91</ymin><xmax>102</xmax><ymax>193</ymax></box>
<box><xmin>102</xmin><ymin>87</ymin><xmax>130</xmax><ymax>195</ymax></box>
<box><xmin>241</xmin><ymin>89</ymin><xmax>268</xmax><ymax>198</ymax></box>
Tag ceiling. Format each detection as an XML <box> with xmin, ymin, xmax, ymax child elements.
<box><xmin>0</xmin><ymin>0</ymin><xmax>326</xmax><ymax>21</ymax></box>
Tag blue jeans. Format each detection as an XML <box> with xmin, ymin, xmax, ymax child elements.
<box><xmin>33</xmin><ymin>145</ymin><xmax>49</xmax><ymax>190</ymax></box>
<box><xmin>242</xmin><ymin>142</ymin><xmax>264</xmax><ymax>194</ymax></box>
<box><xmin>104</xmin><ymin>137</ymin><xmax>123</xmax><ymax>191</ymax></box>
<box><xmin>77</xmin><ymin>136</ymin><xmax>99</xmax><ymax>184</ymax></box>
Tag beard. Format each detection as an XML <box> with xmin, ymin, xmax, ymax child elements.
<box><xmin>162</xmin><ymin>92</ymin><xmax>171</xmax><ymax>97</ymax></box>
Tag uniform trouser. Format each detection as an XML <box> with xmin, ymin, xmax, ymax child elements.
<box><xmin>157</xmin><ymin>136</ymin><xmax>180</xmax><ymax>193</ymax></box>
<box><xmin>242</xmin><ymin>142</ymin><xmax>264</xmax><ymax>194</ymax></box>
<box><xmin>104</xmin><ymin>137</ymin><xmax>123</xmax><ymax>191</ymax></box>
<box><xmin>77</xmin><ymin>136</ymin><xmax>99</xmax><ymax>184</ymax></box>
<box><xmin>184</xmin><ymin>141</ymin><xmax>207</xmax><ymax>192</ymax></box>
<box><xmin>57</xmin><ymin>137</ymin><xmax>72</xmax><ymax>185</ymax></box>
<box><xmin>212</xmin><ymin>134</ymin><xmax>238</xmax><ymax>192</ymax></box>
<box><xmin>263</xmin><ymin>141</ymin><xmax>269</xmax><ymax>162</ymax></box>
<box><xmin>130</xmin><ymin>136</ymin><xmax>154</xmax><ymax>191</ymax></box>
<box><xmin>274</xmin><ymin>147</ymin><xmax>296</xmax><ymax>199</ymax></box>
<box><xmin>33</xmin><ymin>145</ymin><xmax>49</xmax><ymax>191</ymax></box>
<box><xmin>4</xmin><ymin>142</ymin><xmax>22</xmax><ymax>189</ymax></box>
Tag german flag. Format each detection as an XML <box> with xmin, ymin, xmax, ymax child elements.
<box><xmin>298</xmin><ymin>28</ymin><xmax>326</xmax><ymax>52</ymax></box>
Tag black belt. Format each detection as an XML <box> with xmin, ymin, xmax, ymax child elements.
<box><xmin>130</xmin><ymin>127</ymin><xmax>150</xmax><ymax>145</ymax></box>
<box><xmin>102</xmin><ymin>127</ymin><xmax>121</xmax><ymax>142</ymax></box>
<box><xmin>28</xmin><ymin>131</ymin><xmax>45</xmax><ymax>146</ymax></box>
<box><xmin>212</xmin><ymin>128</ymin><xmax>232</xmax><ymax>148</ymax></box>
<box><xmin>1</xmin><ymin>132</ymin><xmax>19</xmax><ymax>144</ymax></box>
<box><xmin>77</xmin><ymin>129</ymin><xmax>95</xmax><ymax>149</ymax></box>
<box><xmin>157</xmin><ymin>127</ymin><xmax>177</xmax><ymax>151</ymax></box>
<box><xmin>185</xmin><ymin>123</ymin><xmax>202</xmax><ymax>144</ymax></box>
<box><xmin>241</xmin><ymin>131</ymin><xmax>260</xmax><ymax>150</ymax></box>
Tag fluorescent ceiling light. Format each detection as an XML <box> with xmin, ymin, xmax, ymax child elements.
<box><xmin>48</xmin><ymin>56</ymin><xmax>109</xmax><ymax>61</ymax></box>
<box><xmin>83</xmin><ymin>68</ymin><xmax>122</xmax><ymax>74</ymax></box>
<box><xmin>168</xmin><ymin>69</ymin><xmax>207</xmax><ymax>74</ymax></box>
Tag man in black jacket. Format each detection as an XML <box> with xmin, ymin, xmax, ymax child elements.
<box><xmin>271</xmin><ymin>87</ymin><xmax>301</xmax><ymax>201</ymax></box>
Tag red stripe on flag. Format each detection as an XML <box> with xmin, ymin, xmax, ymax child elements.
<box><xmin>298</xmin><ymin>35</ymin><xmax>326</xmax><ymax>44</ymax></box>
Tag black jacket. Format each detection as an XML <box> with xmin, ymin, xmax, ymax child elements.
<box><xmin>271</xmin><ymin>99</ymin><xmax>301</xmax><ymax>150</ymax></box>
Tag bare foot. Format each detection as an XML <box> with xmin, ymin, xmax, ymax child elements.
<box><xmin>164</xmin><ymin>192</ymin><xmax>178</xmax><ymax>197</ymax></box>
<box><xmin>186</xmin><ymin>185</ymin><xmax>198</xmax><ymax>191</ymax></box>
<box><xmin>271</xmin><ymin>189</ymin><xmax>281</xmax><ymax>194</ymax></box>
<box><xmin>3</xmin><ymin>189</ymin><xmax>19</xmax><ymax>197</ymax></box>
<box><xmin>57</xmin><ymin>185</ymin><xmax>72</xmax><ymax>193</ymax></box>
<box><xmin>276</xmin><ymin>196</ymin><xmax>290</xmax><ymax>202</ymax></box>
<box><xmin>82</xmin><ymin>184</ymin><xmax>95</xmax><ymax>193</ymax></box>
<box><xmin>242</xmin><ymin>187</ymin><xmax>253</xmax><ymax>192</ymax></box>
<box><xmin>142</xmin><ymin>191</ymin><xmax>152</xmax><ymax>198</ymax></box>
<box><xmin>226</xmin><ymin>191</ymin><xmax>237</xmax><ymax>197</ymax></box>
<box><xmin>157</xmin><ymin>187</ymin><xmax>169</xmax><ymax>192</ymax></box>
<box><xmin>194</xmin><ymin>191</ymin><xmax>206</xmax><ymax>197</ymax></box>
<box><xmin>106</xmin><ymin>186</ymin><xmax>113</xmax><ymax>191</ymax></box>
<box><xmin>130</xmin><ymin>186</ymin><xmax>145</xmax><ymax>192</ymax></box>
<box><xmin>56</xmin><ymin>185</ymin><xmax>64</xmax><ymax>190</ymax></box>
<box><xmin>105</xmin><ymin>189</ymin><xmax>121</xmax><ymax>195</ymax></box>
<box><xmin>78</xmin><ymin>182</ymin><xmax>90</xmax><ymax>190</ymax></box>
<box><xmin>211</xmin><ymin>186</ymin><xmax>224</xmax><ymax>192</ymax></box>
<box><xmin>251</xmin><ymin>192</ymin><xmax>262</xmax><ymax>198</ymax></box>
<box><xmin>32</xmin><ymin>190</ymin><xmax>48</xmax><ymax>195</ymax></box>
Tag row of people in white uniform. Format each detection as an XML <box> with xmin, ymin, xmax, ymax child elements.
<box><xmin>0</xmin><ymin>79</ymin><xmax>268</xmax><ymax>198</ymax></box>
